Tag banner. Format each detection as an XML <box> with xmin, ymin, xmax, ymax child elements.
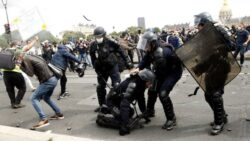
<box><xmin>15</xmin><ymin>7</ymin><xmax>46</xmax><ymax>41</ymax></box>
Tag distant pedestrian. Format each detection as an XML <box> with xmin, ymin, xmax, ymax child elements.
<box><xmin>233</xmin><ymin>24</ymin><xmax>250</xmax><ymax>66</ymax></box>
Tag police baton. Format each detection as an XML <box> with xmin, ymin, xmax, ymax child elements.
<box><xmin>98</xmin><ymin>73</ymin><xmax>112</xmax><ymax>89</ymax></box>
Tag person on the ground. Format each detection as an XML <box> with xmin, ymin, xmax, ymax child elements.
<box><xmin>96</xmin><ymin>69</ymin><xmax>155</xmax><ymax>136</ymax></box>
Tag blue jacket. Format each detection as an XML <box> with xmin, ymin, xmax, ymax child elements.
<box><xmin>51</xmin><ymin>45</ymin><xmax>81</xmax><ymax>70</ymax></box>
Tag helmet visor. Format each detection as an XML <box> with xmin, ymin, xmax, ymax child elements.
<box><xmin>136</xmin><ymin>38</ymin><xmax>149</xmax><ymax>51</ymax></box>
<box><xmin>194</xmin><ymin>16</ymin><xmax>201</xmax><ymax>26</ymax></box>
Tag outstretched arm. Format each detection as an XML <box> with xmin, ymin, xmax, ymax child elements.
<box><xmin>22</xmin><ymin>36</ymin><xmax>39</xmax><ymax>52</ymax></box>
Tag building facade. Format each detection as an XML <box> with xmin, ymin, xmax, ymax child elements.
<box><xmin>138</xmin><ymin>17</ymin><xmax>146</xmax><ymax>29</ymax></box>
<box><xmin>72</xmin><ymin>23</ymin><xmax>96</xmax><ymax>36</ymax></box>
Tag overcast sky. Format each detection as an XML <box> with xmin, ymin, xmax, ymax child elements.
<box><xmin>0</xmin><ymin>0</ymin><xmax>249</xmax><ymax>36</ymax></box>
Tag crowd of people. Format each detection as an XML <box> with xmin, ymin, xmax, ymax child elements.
<box><xmin>0</xmin><ymin>12</ymin><xmax>250</xmax><ymax>136</ymax></box>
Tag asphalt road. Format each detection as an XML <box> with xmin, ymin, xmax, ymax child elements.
<box><xmin>0</xmin><ymin>62</ymin><xmax>250</xmax><ymax>141</ymax></box>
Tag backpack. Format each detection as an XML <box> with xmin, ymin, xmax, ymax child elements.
<box><xmin>0</xmin><ymin>50</ymin><xmax>15</xmax><ymax>70</ymax></box>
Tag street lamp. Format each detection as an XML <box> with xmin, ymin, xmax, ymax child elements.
<box><xmin>1</xmin><ymin>0</ymin><xmax>12</xmax><ymax>43</ymax></box>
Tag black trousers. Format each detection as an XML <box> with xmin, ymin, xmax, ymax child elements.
<box><xmin>128</xmin><ymin>50</ymin><xmax>134</xmax><ymax>64</ymax></box>
<box><xmin>60</xmin><ymin>70</ymin><xmax>67</xmax><ymax>95</ymax></box>
<box><xmin>3</xmin><ymin>71</ymin><xmax>26</xmax><ymax>105</ymax></box>
<box><xmin>205</xmin><ymin>90</ymin><xmax>226</xmax><ymax>125</ymax></box>
<box><xmin>147</xmin><ymin>71</ymin><xmax>182</xmax><ymax>120</ymax></box>
<box><xmin>96</xmin><ymin>65</ymin><xmax>121</xmax><ymax>106</ymax></box>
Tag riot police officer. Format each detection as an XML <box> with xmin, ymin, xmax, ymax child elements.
<box><xmin>131</xmin><ymin>31</ymin><xmax>183</xmax><ymax>130</ymax></box>
<box><xmin>90</xmin><ymin>27</ymin><xmax>133</xmax><ymax>111</ymax></box>
<box><xmin>192</xmin><ymin>12</ymin><xmax>233</xmax><ymax>135</ymax></box>
<box><xmin>96</xmin><ymin>69</ymin><xmax>155</xmax><ymax>136</ymax></box>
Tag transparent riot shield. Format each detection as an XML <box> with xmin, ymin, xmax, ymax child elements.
<box><xmin>175</xmin><ymin>22</ymin><xmax>241</xmax><ymax>92</ymax></box>
<box><xmin>136</xmin><ymin>37</ymin><xmax>148</xmax><ymax>51</ymax></box>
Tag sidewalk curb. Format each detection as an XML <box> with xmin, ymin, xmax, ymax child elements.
<box><xmin>0</xmin><ymin>125</ymin><xmax>102</xmax><ymax>141</ymax></box>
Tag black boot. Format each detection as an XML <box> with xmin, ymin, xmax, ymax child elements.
<box><xmin>210</xmin><ymin>114</ymin><xmax>228</xmax><ymax>126</ymax></box>
<box><xmin>144</xmin><ymin>109</ymin><xmax>155</xmax><ymax>118</ymax></box>
<box><xmin>146</xmin><ymin>90</ymin><xmax>158</xmax><ymax>117</ymax></box>
<box><xmin>160</xmin><ymin>96</ymin><xmax>176</xmax><ymax>131</ymax></box>
<box><xmin>210</xmin><ymin>93</ymin><xmax>225</xmax><ymax>135</ymax></box>
<box><xmin>119</xmin><ymin>125</ymin><xmax>130</xmax><ymax>136</ymax></box>
<box><xmin>211</xmin><ymin>123</ymin><xmax>224</xmax><ymax>135</ymax></box>
<box><xmin>162</xmin><ymin>116</ymin><xmax>177</xmax><ymax>130</ymax></box>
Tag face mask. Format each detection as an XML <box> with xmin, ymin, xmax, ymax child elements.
<box><xmin>96</xmin><ymin>38</ymin><xmax>104</xmax><ymax>44</ymax></box>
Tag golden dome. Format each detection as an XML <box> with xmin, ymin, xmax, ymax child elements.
<box><xmin>219</xmin><ymin>0</ymin><xmax>232</xmax><ymax>22</ymax></box>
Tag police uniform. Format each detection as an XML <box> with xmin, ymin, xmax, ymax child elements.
<box><xmin>138</xmin><ymin>45</ymin><xmax>183</xmax><ymax>130</ymax></box>
<box><xmin>193</xmin><ymin>12</ymin><xmax>235</xmax><ymax>135</ymax></box>
<box><xmin>90</xmin><ymin>37</ymin><xmax>133</xmax><ymax>107</ymax></box>
<box><xmin>96</xmin><ymin>69</ymin><xmax>155</xmax><ymax>136</ymax></box>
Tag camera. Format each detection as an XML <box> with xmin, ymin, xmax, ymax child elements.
<box><xmin>75</xmin><ymin>63</ymin><xmax>87</xmax><ymax>77</ymax></box>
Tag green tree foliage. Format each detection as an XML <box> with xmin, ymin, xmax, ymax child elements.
<box><xmin>126</xmin><ymin>26</ymin><xmax>139</xmax><ymax>35</ymax></box>
<box><xmin>0</xmin><ymin>30</ymin><xmax>59</xmax><ymax>47</ymax></box>
<box><xmin>109</xmin><ymin>31</ymin><xmax>122</xmax><ymax>39</ymax></box>
<box><xmin>10</xmin><ymin>30</ymin><xmax>22</xmax><ymax>41</ymax></box>
<box><xmin>153</xmin><ymin>27</ymin><xmax>161</xmax><ymax>34</ymax></box>
<box><xmin>36</xmin><ymin>30</ymin><xmax>59</xmax><ymax>43</ymax></box>
<box><xmin>86</xmin><ymin>34</ymin><xmax>94</xmax><ymax>42</ymax></box>
<box><xmin>0</xmin><ymin>35</ymin><xmax>9</xmax><ymax>49</ymax></box>
<box><xmin>126</xmin><ymin>26</ymin><xmax>146</xmax><ymax>35</ymax></box>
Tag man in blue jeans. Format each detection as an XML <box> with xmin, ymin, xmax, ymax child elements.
<box><xmin>233</xmin><ymin>24</ymin><xmax>250</xmax><ymax>66</ymax></box>
<box><xmin>19</xmin><ymin>52</ymin><xmax>64</xmax><ymax>129</ymax></box>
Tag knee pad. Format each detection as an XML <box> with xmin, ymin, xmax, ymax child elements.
<box><xmin>159</xmin><ymin>90</ymin><xmax>169</xmax><ymax>99</ymax></box>
<box><xmin>212</xmin><ymin>91</ymin><xmax>223</xmax><ymax>102</ymax></box>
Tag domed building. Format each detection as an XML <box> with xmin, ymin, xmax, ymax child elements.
<box><xmin>219</xmin><ymin>0</ymin><xmax>232</xmax><ymax>24</ymax></box>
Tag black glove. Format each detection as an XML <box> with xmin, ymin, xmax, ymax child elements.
<box><xmin>126</xmin><ymin>62</ymin><xmax>134</xmax><ymax>70</ymax></box>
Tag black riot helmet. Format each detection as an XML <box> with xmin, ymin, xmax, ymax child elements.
<box><xmin>93</xmin><ymin>26</ymin><xmax>106</xmax><ymax>37</ymax></box>
<box><xmin>137</xmin><ymin>31</ymin><xmax>158</xmax><ymax>52</ymax></box>
<box><xmin>138</xmin><ymin>69</ymin><xmax>155</xmax><ymax>83</ymax></box>
<box><xmin>194</xmin><ymin>12</ymin><xmax>213</xmax><ymax>26</ymax></box>
<box><xmin>143</xmin><ymin>31</ymin><xmax>158</xmax><ymax>41</ymax></box>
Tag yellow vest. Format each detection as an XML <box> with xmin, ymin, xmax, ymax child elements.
<box><xmin>3</xmin><ymin>65</ymin><xmax>22</xmax><ymax>73</ymax></box>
